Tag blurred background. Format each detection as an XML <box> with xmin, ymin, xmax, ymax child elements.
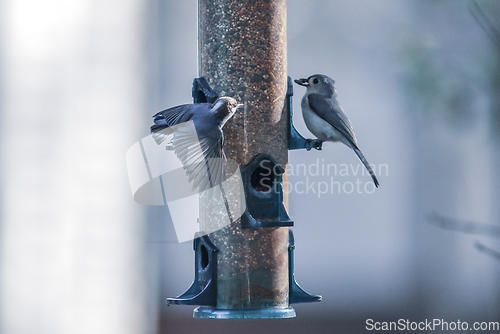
<box><xmin>1</xmin><ymin>0</ymin><xmax>499</xmax><ymax>333</ymax></box>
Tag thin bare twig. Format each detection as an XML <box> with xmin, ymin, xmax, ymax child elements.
<box><xmin>475</xmin><ymin>242</ymin><xmax>500</xmax><ymax>260</ymax></box>
<box><xmin>428</xmin><ymin>211</ymin><xmax>500</xmax><ymax>238</ymax></box>
<box><xmin>468</xmin><ymin>0</ymin><xmax>500</xmax><ymax>51</ymax></box>
<box><xmin>428</xmin><ymin>212</ymin><xmax>500</xmax><ymax>261</ymax></box>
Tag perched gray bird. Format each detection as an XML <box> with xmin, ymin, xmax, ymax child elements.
<box><xmin>295</xmin><ymin>74</ymin><xmax>379</xmax><ymax>187</ymax></box>
<box><xmin>151</xmin><ymin>97</ymin><xmax>243</xmax><ymax>191</ymax></box>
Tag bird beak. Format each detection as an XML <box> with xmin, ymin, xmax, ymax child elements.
<box><xmin>294</xmin><ymin>78</ymin><xmax>309</xmax><ymax>86</ymax></box>
<box><xmin>235</xmin><ymin>103</ymin><xmax>244</xmax><ymax>112</ymax></box>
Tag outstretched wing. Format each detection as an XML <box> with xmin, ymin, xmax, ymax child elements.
<box><xmin>150</xmin><ymin>102</ymin><xmax>228</xmax><ymax>192</ymax></box>
<box><xmin>170</xmin><ymin>122</ymin><xmax>226</xmax><ymax>192</ymax></box>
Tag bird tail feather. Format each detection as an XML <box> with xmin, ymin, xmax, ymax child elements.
<box><xmin>352</xmin><ymin>146</ymin><xmax>379</xmax><ymax>188</ymax></box>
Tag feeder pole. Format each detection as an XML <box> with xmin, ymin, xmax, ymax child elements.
<box><xmin>198</xmin><ymin>0</ymin><xmax>290</xmax><ymax>317</ymax></box>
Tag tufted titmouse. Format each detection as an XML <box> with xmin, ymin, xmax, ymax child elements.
<box><xmin>150</xmin><ymin>97</ymin><xmax>243</xmax><ymax>191</ymax></box>
<box><xmin>295</xmin><ymin>74</ymin><xmax>379</xmax><ymax>187</ymax></box>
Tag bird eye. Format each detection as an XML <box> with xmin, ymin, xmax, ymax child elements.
<box><xmin>313</xmin><ymin>78</ymin><xmax>319</xmax><ymax>84</ymax></box>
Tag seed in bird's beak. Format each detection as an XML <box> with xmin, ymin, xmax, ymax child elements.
<box><xmin>294</xmin><ymin>78</ymin><xmax>309</xmax><ymax>86</ymax></box>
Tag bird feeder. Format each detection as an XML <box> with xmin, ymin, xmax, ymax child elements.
<box><xmin>166</xmin><ymin>0</ymin><xmax>321</xmax><ymax>319</ymax></box>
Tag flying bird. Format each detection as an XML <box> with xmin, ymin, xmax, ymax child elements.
<box><xmin>151</xmin><ymin>96</ymin><xmax>243</xmax><ymax>191</ymax></box>
<box><xmin>295</xmin><ymin>74</ymin><xmax>379</xmax><ymax>187</ymax></box>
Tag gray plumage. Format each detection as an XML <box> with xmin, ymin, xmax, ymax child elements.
<box><xmin>295</xmin><ymin>74</ymin><xmax>379</xmax><ymax>187</ymax></box>
<box><xmin>150</xmin><ymin>96</ymin><xmax>243</xmax><ymax>191</ymax></box>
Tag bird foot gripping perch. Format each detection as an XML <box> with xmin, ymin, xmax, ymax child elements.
<box><xmin>286</xmin><ymin>76</ymin><xmax>324</xmax><ymax>151</ymax></box>
<box><xmin>305</xmin><ymin>139</ymin><xmax>323</xmax><ymax>151</ymax></box>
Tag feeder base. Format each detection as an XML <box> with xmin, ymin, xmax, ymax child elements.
<box><xmin>193</xmin><ymin>306</ymin><xmax>296</xmax><ymax>319</ymax></box>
